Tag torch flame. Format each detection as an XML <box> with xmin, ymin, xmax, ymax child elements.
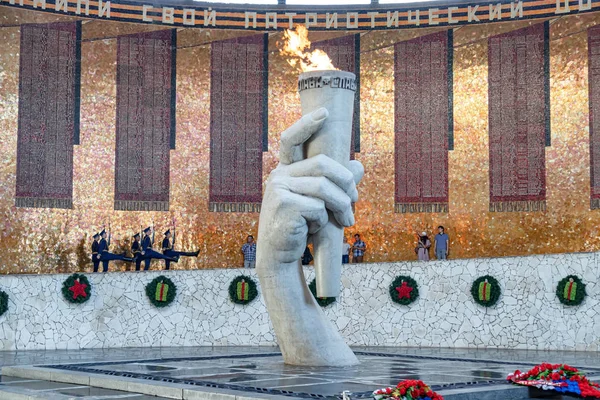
<box><xmin>279</xmin><ymin>25</ymin><xmax>337</xmax><ymax>72</ymax></box>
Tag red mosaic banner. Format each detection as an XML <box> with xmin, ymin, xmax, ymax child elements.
<box><xmin>313</xmin><ymin>34</ymin><xmax>360</xmax><ymax>156</ymax></box>
<box><xmin>114</xmin><ymin>29</ymin><xmax>176</xmax><ymax>211</ymax></box>
<box><xmin>589</xmin><ymin>26</ymin><xmax>600</xmax><ymax>210</ymax></box>
<box><xmin>15</xmin><ymin>21</ymin><xmax>81</xmax><ymax>209</ymax></box>
<box><xmin>394</xmin><ymin>31</ymin><xmax>451</xmax><ymax>213</ymax></box>
<box><xmin>488</xmin><ymin>22</ymin><xmax>549</xmax><ymax>213</ymax></box>
<box><xmin>209</xmin><ymin>34</ymin><xmax>267</xmax><ymax>213</ymax></box>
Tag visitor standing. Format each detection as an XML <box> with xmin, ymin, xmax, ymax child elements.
<box><xmin>342</xmin><ymin>237</ymin><xmax>351</xmax><ymax>264</ymax></box>
<box><xmin>416</xmin><ymin>232</ymin><xmax>431</xmax><ymax>261</ymax></box>
<box><xmin>352</xmin><ymin>234</ymin><xmax>366</xmax><ymax>263</ymax></box>
<box><xmin>241</xmin><ymin>235</ymin><xmax>257</xmax><ymax>268</ymax></box>
<box><xmin>434</xmin><ymin>225</ymin><xmax>449</xmax><ymax>260</ymax></box>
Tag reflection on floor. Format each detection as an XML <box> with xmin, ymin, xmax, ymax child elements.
<box><xmin>2</xmin><ymin>347</ymin><xmax>600</xmax><ymax>399</ymax></box>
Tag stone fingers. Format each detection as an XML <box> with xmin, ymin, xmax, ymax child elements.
<box><xmin>348</xmin><ymin>160</ymin><xmax>365</xmax><ymax>185</ymax></box>
<box><xmin>284</xmin><ymin>154</ymin><xmax>358</xmax><ymax>203</ymax></box>
<box><xmin>279</xmin><ymin>108</ymin><xmax>329</xmax><ymax>165</ymax></box>
<box><xmin>284</xmin><ymin>176</ymin><xmax>354</xmax><ymax>227</ymax></box>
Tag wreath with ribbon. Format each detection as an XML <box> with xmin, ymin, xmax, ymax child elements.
<box><xmin>471</xmin><ymin>275</ymin><xmax>501</xmax><ymax>307</ymax></box>
<box><xmin>0</xmin><ymin>290</ymin><xmax>8</xmax><ymax>317</ymax></box>
<box><xmin>389</xmin><ymin>275</ymin><xmax>419</xmax><ymax>305</ymax></box>
<box><xmin>62</xmin><ymin>273</ymin><xmax>91</xmax><ymax>304</ymax></box>
<box><xmin>309</xmin><ymin>278</ymin><xmax>336</xmax><ymax>307</ymax></box>
<box><xmin>228</xmin><ymin>275</ymin><xmax>259</xmax><ymax>305</ymax></box>
<box><xmin>146</xmin><ymin>276</ymin><xmax>177</xmax><ymax>308</ymax></box>
<box><xmin>556</xmin><ymin>275</ymin><xmax>586</xmax><ymax>306</ymax></box>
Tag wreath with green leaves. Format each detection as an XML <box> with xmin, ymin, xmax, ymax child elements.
<box><xmin>62</xmin><ymin>273</ymin><xmax>91</xmax><ymax>304</ymax></box>
<box><xmin>389</xmin><ymin>275</ymin><xmax>419</xmax><ymax>305</ymax></box>
<box><xmin>556</xmin><ymin>275</ymin><xmax>586</xmax><ymax>306</ymax></box>
<box><xmin>228</xmin><ymin>275</ymin><xmax>259</xmax><ymax>305</ymax></box>
<box><xmin>309</xmin><ymin>278</ymin><xmax>336</xmax><ymax>307</ymax></box>
<box><xmin>0</xmin><ymin>290</ymin><xmax>8</xmax><ymax>317</ymax></box>
<box><xmin>146</xmin><ymin>276</ymin><xmax>177</xmax><ymax>308</ymax></box>
<box><xmin>471</xmin><ymin>275</ymin><xmax>501</xmax><ymax>307</ymax></box>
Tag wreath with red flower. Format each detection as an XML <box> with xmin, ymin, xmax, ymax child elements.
<box><xmin>228</xmin><ymin>275</ymin><xmax>259</xmax><ymax>305</ymax></box>
<box><xmin>389</xmin><ymin>276</ymin><xmax>419</xmax><ymax>306</ymax></box>
<box><xmin>508</xmin><ymin>363</ymin><xmax>600</xmax><ymax>398</ymax></box>
<box><xmin>308</xmin><ymin>279</ymin><xmax>336</xmax><ymax>307</ymax></box>
<box><xmin>470</xmin><ymin>275</ymin><xmax>500</xmax><ymax>307</ymax></box>
<box><xmin>373</xmin><ymin>379</ymin><xmax>444</xmax><ymax>400</ymax></box>
<box><xmin>556</xmin><ymin>275</ymin><xmax>586</xmax><ymax>306</ymax></box>
<box><xmin>62</xmin><ymin>273</ymin><xmax>91</xmax><ymax>304</ymax></box>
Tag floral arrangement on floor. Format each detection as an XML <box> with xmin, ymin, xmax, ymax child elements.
<box><xmin>507</xmin><ymin>363</ymin><xmax>600</xmax><ymax>398</ymax></box>
<box><xmin>373</xmin><ymin>380</ymin><xmax>443</xmax><ymax>400</ymax></box>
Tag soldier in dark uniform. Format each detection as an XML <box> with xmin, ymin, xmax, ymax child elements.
<box><xmin>161</xmin><ymin>229</ymin><xmax>199</xmax><ymax>270</ymax></box>
<box><xmin>91</xmin><ymin>233</ymin><xmax>100</xmax><ymax>273</ymax></box>
<box><xmin>98</xmin><ymin>229</ymin><xmax>134</xmax><ymax>272</ymax></box>
<box><xmin>141</xmin><ymin>227</ymin><xmax>177</xmax><ymax>271</ymax></box>
<box><xmin>131</xmin><ymin>233</ymin><xmax>143</xmax><ymax>271</ymax></box>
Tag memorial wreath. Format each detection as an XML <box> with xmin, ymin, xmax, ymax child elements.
<box><xmin>309</xmin><ymin>278</ymin><xmax>336</xmax><ymax>307</ymax></box>
<box><xmin>62</xmin><ymin>273</ymin><xmax>91</xmax><ymax>304</ymax></box>
<box><xmin>146</xmin><ymin>276</ymin><xmax>177</xmax><ymax>308</ymax></box>
<box><xmin>507</xmin><ymin>363</ymin><xmax>600</xmax><ymax>398</ymax></box>
<box><xmin>0</xmin><ymin>289</ymin><xmax>8</xmax><ymax>317</ymax></box>
<box><xmin>556</xmin><ymin>275</ymin><xmax>586</xmax><ymax>306</ymax></box>
<box><xmin>389</xmin><ymin>275</ymin><xmax>419</xmax><ymax>306</ymax></box>
<box><xmin>470</xmin><ymin>275</ymin><xmax>500</xmax><ymax>307</ymax></box>
<box><xmin>228</xmin><ymin>275</ymin><xmax>259</xmax><ymax>305</ymax></box>
<box><xmin>373</xmin><ymin>379</ymin><xmax>444</xmax><ymax>400</ymax></box>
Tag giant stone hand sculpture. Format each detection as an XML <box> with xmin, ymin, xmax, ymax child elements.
<box><xmin>256</xmin><ymin>108</ymin><xmax>363</xmax><ymax>366</ymax></box>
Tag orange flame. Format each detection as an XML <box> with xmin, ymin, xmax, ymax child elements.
<box><xmin>279</xmin><ymin>25</ymin><xmax>337</xmax><ymax>72</ymax></box>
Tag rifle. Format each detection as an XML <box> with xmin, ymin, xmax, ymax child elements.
<box><xmin>172</xmin><ymin>217</ymin><xmax>176</xmax><ymax>251</ymax></box>
<box><xmin>151</xmin><ymin>221</ymin><xmax>155</xmax><ymax>247</ymax></box>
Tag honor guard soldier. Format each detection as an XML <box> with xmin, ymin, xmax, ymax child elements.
<box><xmin>91</xmin><ymin>233</ymin><xmax>100</xmax><ymax>273</ymax></box>
<box><xmin>141</xmin><ymin>227</ymin><xmax>177</xmax><ymax>271</ymax></box>
<box><xmin>98</xmin><ymin>229</ymin><xmax>134</xmax><ymax>272</ymax></box>
<box><xmin>161</xmin><ymin>229</ymin><xmax>199</xmax><ymax>270</ymax></box>
<box><xmin>131</xmin><ymin>233</ymin><xmax>143</xmax><ymax>271</ymax></box>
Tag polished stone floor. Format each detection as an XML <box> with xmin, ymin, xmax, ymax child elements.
<box><xmin>1</xmin><ymin>347</ymin><xmax>600</xmax><ymax>399</ymax></box>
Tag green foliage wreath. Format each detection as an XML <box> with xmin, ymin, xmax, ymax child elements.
<box><xmin>389</xmin><ymin>275</ymin><xmax>419</xmax><ymax>305</ymax></box>
<box><xmin>471</xmin><ymin>275</ymin><xmax>501</xmax><ymax>307</ymax></box>
<box><xmin>0</xmin><ymin>290</ymin><xmax>8</xmax><ymax>317</ymax></box>
<box><xmin>309</xmin><ymin>278</ymin><xmax>337</xmax><ymax>307</ymax></box>
<box><xmin>146</xmin><ymin>276</ymin><xmax>177</xmax><ymax>308</ymax></box>
<box><xmin>556</xmin><ymin>275</ymin><xmax>586</xmax><ymax>306</ymax></box>
<box><xmin>228</xmin><ymin>275</ymin><xmax>259</xmax><ymax>305</ymax></box>
<box><xmin>62</xmin><ymin>273</ymin><xmax>91</xmax><ymax>304</ymax></box>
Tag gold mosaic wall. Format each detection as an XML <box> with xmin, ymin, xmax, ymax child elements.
<box><xmin>0</xmin><ymin>6</ymin><xmax>599</xmax><ymax>274</ymax></box>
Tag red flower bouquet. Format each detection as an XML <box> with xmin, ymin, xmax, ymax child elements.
<box><xmin>373</xmin><ymin>380</ymin><xmax>443</xmax><ymax>400</ymax></box>
<box><xmin>507</xmin><ymin>363</ymin><xmax>600</xmax><ymax>398</ymax></box>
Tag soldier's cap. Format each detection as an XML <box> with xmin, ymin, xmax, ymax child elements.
<box><xmin>143</xmin><ymin>227</ymin><xmax>151</xmax><ymax>234</ymax></box>
<box><xmin>133</xmin><ymin>233</ymin><xmax>140</xmax><ymax>238</ymax></box>
<box><xmin>92</xmin><ymin>233</ymin><xmax>100</xmax><ymax>239</ymax></box>
<box><xmin>99</xmin><ymin>229</ymin><xmax>106</xmax><ymax>236</ymax></box>
<box><xmin>164</xmin><ymin>229</ymin><xmax>170</xmax><ymax>236</ymax></box>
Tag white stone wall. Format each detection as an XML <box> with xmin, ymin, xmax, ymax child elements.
<box><xmin>0</xmin><ymin>251</ymin><xmax>598</xmax><ymax>351</ymax></box>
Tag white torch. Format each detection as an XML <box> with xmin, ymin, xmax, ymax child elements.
<box><xmin>281</xmin><ymin>26</ymin><xmax>357</xmax><ymax>297</ymax></box>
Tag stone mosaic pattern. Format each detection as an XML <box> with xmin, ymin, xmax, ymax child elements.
<box><xmin>0</xmin><ymin>252</ymin><xmax>598</xmax><ymax>351</ymax></box>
